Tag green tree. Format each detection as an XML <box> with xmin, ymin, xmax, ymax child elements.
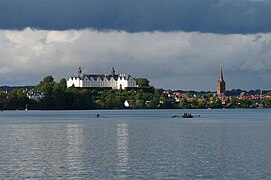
<box><xmin>59</xmin><ymin>78</ymin><xmax>67</xmax><ymax>91</ymax></box>
<box><xmin>65</xmin><ymin>86</ymin><xmax>93</xmax><ymax>109</ymax></box>
<box><xmin>0</xmin><ymin>91</ymin><xmax>7</xmax><ymax>109</ymax></box>
<box><xmin>5</xmin><ymin>89</ymin><xmax>30</xmax><ymax>110</ymax></box>
<box><xmin>135</xmin><ymin>99</ymin><xmax>145</xmax><ymax>108</ymax></box>
<box><xmin>178</xmin><ymin>98</ymin><xmax>189</xmax><ymax>109</ymax></box>
<box><xmin>35</xmin><ymin>75</ymin><xmax>56</xmax><ymax>95</ymax></box>
<box><xmin>209</xmin><ymin>97</ymin><xmax>222</xmax><ymax>108</ymax></box>
<box><xmin>136</xmin><ymin>78</ymin><xmax>150</xmax><ymax>87</ymax></box>
<box><xmin>260</xmin><ymin>99</ymin><xmax>271</xmax><ymax>108</ymax></box>
<box><xmin>229</xmin><ymin>97</ymin><xmax>237</xmax><ymax>108</ymax></box>
<box><xmin>35</xmin><ymin>75</ymin><xmax>56</xmax><ymax>109</ymax></box>
<box><xmin>237</xmin><ymin>99</ymin><xmax>252</xmax><ymax>108</ymax></box>
<box><xmin>52</xmin><ymin>83</ymin><xmax>66</xmax><ymax>109</ymax></box>
<box><xmin>197</xmin><ymin>98</ymin><xmax>207</xmax><ymax>108</ymax></box>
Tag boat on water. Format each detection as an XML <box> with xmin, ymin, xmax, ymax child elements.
<box><xmin>172</xmin><ymin>113</ymin><xmax>199</xmax><ymax>118</ymax></box>
<box><xmin>182</xmin><ymin>113</ymin><xmax>193</xmax><ymax>118</ymax></box>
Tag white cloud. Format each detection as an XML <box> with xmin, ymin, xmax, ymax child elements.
<box><xmin>0</xmin><ymin>28</ymin><xmax>271</xmax><ymax>90</ymax></box>
<box><xmin>45</xmin><ymin>30</ymin><xmax>80</xmax><ymax>43</ymax></box>
<box><xmin>0</xmin><ymin>66</ymin><xmax>13</xmax><ymax>74</ymax></box>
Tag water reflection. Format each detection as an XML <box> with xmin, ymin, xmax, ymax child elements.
<box><xmin>116</xmin><ymin>122</ymin><xmax>129</xmax><ymax>179</ymax></box>
<box><xmin>65</xmin><ymin>124</ymin><xmax>86</xmax><ymax>176</ymax></box>
<box><xmin>1</xmin><ymin>110</ymin><xmax>271</xmax><ymax>179</ymax></box>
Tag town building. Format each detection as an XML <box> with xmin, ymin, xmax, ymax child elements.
<box><xmin>27</xmin><ymin>91</ymin><xmax>45</xmax><ymax>102</ymax></box>
<box><xmin>67</xmin><ymin>67</ymin><xmax>137</xmax><ymax>90</ymax></box>
<box><xmin>217</xmin><ymin>65</ymin><xmax>226</xmax><ymax>96</ymax></box>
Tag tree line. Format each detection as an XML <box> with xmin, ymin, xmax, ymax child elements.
<box><xmin>0</xmin><ymin>76</ymin><xmax>169</xmax><ymax>110</ymax></box>
<box><xmin>0</xmin><ymin>75</ymin><xmax>271</xmax><ymax>110</ymax></box>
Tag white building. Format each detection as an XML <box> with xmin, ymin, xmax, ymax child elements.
<box><xmin>27</xmin><ymin>91</ymin><xmax>45</xmax><ymax>102</ymax></box>
<box><xmin>67</xmin><ymin>67</ymin><xmax>137</xmax><ymax>90</ymax></box>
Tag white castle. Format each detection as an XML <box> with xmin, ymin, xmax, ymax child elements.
<box><xmin>67</xmin><ymin>67</ymin><xmax>137</xmax><ymax>90</ymax></box>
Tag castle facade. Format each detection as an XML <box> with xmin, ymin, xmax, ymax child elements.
<box><xmin>67</xmin><ymin>67</ymin><xmax>137</xmax><ymax>90</ymax></box>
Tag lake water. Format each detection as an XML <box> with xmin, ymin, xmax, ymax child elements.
<box><xmin>0</xmin><ymin>109</ymin><xmax>271</xmax><ymax>179</ymax></box>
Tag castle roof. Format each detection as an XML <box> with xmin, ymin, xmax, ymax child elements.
<box><xmin>83</xmin><ymin>74</ymin><xmax>119</xmax><ymax>81</ymax></box>
<box><xmin>81</xmin><ymin>74</ymin><xmax>134</xmax><ymax>81</ymax></box>
<box><xmin>70</xmin><ymin>67</ymin><xmax>135</xmax><ymax>81</ymax></box>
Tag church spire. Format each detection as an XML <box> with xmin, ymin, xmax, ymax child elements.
<box><xmin>217</xmin><ymin>65</ymin><xmax>226</xmax><ymax>96</ymax></box>
<box><xmin>219</xmin><ymin>64</ymin><xmax>224</xmax><ymax>81</ymax></box>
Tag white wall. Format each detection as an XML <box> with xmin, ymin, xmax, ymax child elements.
<box><xmin>67</xmin><ymin>74</ymin><xmax>136</xmax><ymax>89</ymax></box>
<box><xmin>67</xmin><ymin>77</ymin><xmax>82</xmax><ymax>87</ymax></box>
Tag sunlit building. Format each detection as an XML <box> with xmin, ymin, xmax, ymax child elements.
<box><xmin>67</xmin><ymin>67</ymin><xmax>137</xmax><ymax>90</ymax></box>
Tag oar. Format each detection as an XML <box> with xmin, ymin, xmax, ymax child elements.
<box><xmin>172</xmin><ymin>115</ymin><xmax>181</xmax><ymax>118</ymax></box>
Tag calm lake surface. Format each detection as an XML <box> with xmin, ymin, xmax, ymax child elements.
<box><xmin>0</xmin><ymin>109</ymin><xmax>271</xmax><ymax>179</ymax></box>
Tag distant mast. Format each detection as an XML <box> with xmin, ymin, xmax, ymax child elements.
<box><xmin>217</xmin><ymin>65</ymin><xmax>226</xmax><ymax>96</ymax></box>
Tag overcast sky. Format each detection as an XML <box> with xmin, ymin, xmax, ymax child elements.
<box><xmin>0</xmin><ymin>0</ymin><xmax>271</xmax><ymax>90</ymax></box>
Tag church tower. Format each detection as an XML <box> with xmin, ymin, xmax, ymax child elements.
<box><xmin>217</xmin><ymin>65</ymin><xmax>226</xmax><ymax>96</ymax></box>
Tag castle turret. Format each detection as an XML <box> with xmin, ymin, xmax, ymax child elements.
<box><xmin>77</xmin><ymin>67</ymin><xmax>83</xmax><ymax>78</ymax></box>
<box><xmin>111</xmin><ymin>67</ymin><xmax>116</xmax><ymax>76</ymax></box>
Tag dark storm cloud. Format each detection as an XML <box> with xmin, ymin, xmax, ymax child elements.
<box><xmin>1</xmin><ymin>0</ymin><xmax>271</xmax><ymax>90</ymax></box>
<box><xmin>0</xmin><ymin>0</ymin><xmax>271</xmax><ymax>33</ymax></box>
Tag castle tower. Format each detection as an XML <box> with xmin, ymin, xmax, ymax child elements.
<box><xmin>111</xmin><ymin>67</ymin><xmax>116</xmax><ymax>76</ymax></box>
<box><xmin>77</xmin><ymin>67</ymin><xmax>83</xmax><ymax>78</ymax></box>
<box><xmin>217</xmin><ymin>65</ymin><xmax>226</xmax><ymax>96</ymax></box>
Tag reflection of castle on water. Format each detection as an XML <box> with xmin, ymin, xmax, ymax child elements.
<box><xmin>116</xmin><ymin>122</ymin><xmax>130</xmax><ymax>178</ymax></box>
<box><xmin>65</xmin><ymin>124</ymin><xmax>86</xmax><ymax>175</ymax></box>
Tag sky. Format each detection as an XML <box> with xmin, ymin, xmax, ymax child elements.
<box><xmin>0</xmin><ymin>0</ymin><xmax>271</xmax><ymax>91</ymax></box>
